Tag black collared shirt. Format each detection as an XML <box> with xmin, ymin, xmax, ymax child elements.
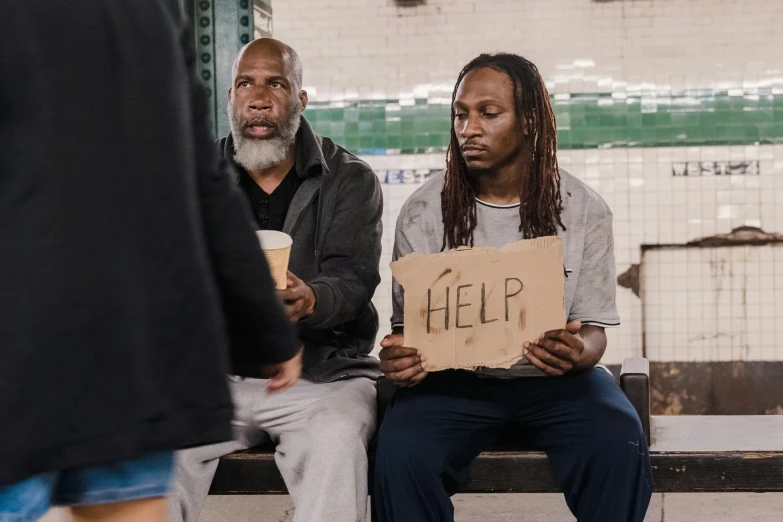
<box><xmin>238</xmin><ymin>166</ymin><xmax>302</xmax><ymax>231</ymax></box>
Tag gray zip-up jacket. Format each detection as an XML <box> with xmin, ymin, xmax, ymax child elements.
<box><xmin>219</xmin><ymin>117</ymin><xmax>383</xmax><ymax>382</ymax></box>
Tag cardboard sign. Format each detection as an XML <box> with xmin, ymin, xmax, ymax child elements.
<box><xmin>391</xmin><ymin>236</ymin><xmax>566</xmax><ymax>371</ymax></box>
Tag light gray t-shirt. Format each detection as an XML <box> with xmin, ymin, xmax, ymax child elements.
<box><xmin>391</xmin><ymin>169</ymin><xmax>620</xmax><ymax>377</ymax></box>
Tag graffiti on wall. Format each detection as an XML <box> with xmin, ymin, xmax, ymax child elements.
<box><xmin>378</xmin><ymin>169</ymin><xmax>442</xmax><ymax>185</ymax></box>
<box><xmin>672</xmin><ymin>161</ymin><xmax>760</xmax><ymax>177</ymax></box>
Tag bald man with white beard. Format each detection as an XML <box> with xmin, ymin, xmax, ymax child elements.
<box><xmin>169</xmin><ymin>39</ymin><xmax>384</xmax><ymax>522</ymax></box>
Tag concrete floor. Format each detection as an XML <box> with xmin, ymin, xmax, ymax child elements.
<box><xmin>39</xmin><ymin>493</ymin><xmax>782</xmax><ymax>521</ymax></box>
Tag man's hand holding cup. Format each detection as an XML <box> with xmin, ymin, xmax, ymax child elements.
<box><xmin>278</xmin><ymin>271</ymin><xmax>316</xmax><ymax>322</ymax></box>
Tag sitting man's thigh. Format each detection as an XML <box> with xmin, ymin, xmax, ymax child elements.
<box><xmin>307</xmin><ymin>377</ymin><xmax>377</xmax><ymax>434</ymax></box>
<box><xmin>376</xmin><ymin>373</ymin><xmax>504</xmax><ymax>477</ymax></box>
<box><xmin>279</xmin><ymin>377</ymin><xmax>377</xmax><ymax>451</ymax></box>
<box><xmin>522</xmin><ymin>368</ymin><xmax>646</xmax><ymax>450</ymax></box>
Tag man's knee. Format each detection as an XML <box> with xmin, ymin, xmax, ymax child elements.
<box><xmin>588</xmin><ymin>397</ymin><xmax>647</xmax><ymax>454</ymax></box>
<box><xmin>308</xmin><ymin>399</ymin><xmax>376</xmax><ymax>459</ymax></box>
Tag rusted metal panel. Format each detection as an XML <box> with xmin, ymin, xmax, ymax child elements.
<box><xmin>641</xmin><ymin>226</ymin><xmax>783</xmax><ymax>252</ymax></box>
<box><xmin>649</xmin><ymin>361</ymin><xmax>783</xmax><ymax>415</ymax></box>
<box><xmin>607</xmin><ymin>362</ymin><xmax>783</xmax><ymax>415</ymax></box>
<box><xmin>617</xmin><ymin>263</ymin><xmax>640</xmax><ymax>297</ymax></box>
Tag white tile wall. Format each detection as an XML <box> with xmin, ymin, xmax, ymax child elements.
<box><xmin>275</xmin><ymin>0</ymin><xmax>783</xmax><ymax>102</ymax></box>
<box><xmin>642</xmin><ymin>245</ymin><xmax>783</xmax><ymax>361</ymax></box>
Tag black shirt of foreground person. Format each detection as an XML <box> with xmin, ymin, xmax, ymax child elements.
<box><xmin>0</xmin><ymin>0</ymin><xmax>299</xmax><ymax>487</ymax></box>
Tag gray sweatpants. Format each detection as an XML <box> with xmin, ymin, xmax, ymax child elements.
<box><xmin>169</xmin><ymin>376</ymin><xmax>377</xmax><ymax>522</ymax></box>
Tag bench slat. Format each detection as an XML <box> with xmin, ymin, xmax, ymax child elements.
<box><xmin>210</xmin><ymin>416</ymin><xmax>783</xmax><ymax>495</ymax></box>
<box><xmin>464</xmin><ymin>451</ymin><xmax>783</xmax><ymax>493</ymax></box>
<box><xmin>210</xmin><ymin>450</ymin><xmax>783</xmax><ymax>494</ymax></box>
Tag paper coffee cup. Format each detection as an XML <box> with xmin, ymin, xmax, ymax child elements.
<box><xmin>256</xmin><ymin>230</ymin><xmax>293</xmax><ymax>290</ymax></box>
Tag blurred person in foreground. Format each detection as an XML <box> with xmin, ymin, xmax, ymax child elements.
<box><xmin>373</xmin><ymin>53</ymin><xmax>653</xmax><ymax>522</ymax></box>
<box><xmin>170</xmin><ymin>38</ymin><xmax>383</xmax><ymax>522</ymax></box>
<box><xmin>0</xmin><ymin>2</ymin><xmax>300</xmax><ymax>521</ymax></box>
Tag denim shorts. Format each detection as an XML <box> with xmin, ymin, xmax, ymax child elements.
<box><xmin>0</xmin><ymin>451</ymin><xmax>174</xmax><ymax>522</ymax></box>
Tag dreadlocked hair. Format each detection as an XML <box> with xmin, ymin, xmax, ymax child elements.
<box><xmin>441</xmin><ymin>53</ymin><xmax>565</xmax><ymax>250</ymax></box>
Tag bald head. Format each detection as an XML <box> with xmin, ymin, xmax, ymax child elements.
<box><xmin>227</xmin><ymin>38</ymin><xmax>307</xmax><ymax>174</ymax></box>
<box><xmin>232</xmin><ymin>38</ymin><xmax>303</xmax><ymax>91</ymax></box>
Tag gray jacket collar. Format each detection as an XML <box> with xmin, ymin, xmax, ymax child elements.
<box><xmin>294</xmin><ymin>116</ymin><xmax>330</xmax><ymax>179</ymax></box>
<box><xmin>223</xmin><ymin>116</ymin><xmax>326</xmax><ymax>236</ymax></box>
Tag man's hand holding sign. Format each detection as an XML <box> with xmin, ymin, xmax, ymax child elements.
<box><xmin>381</xmin><ymin>235</ymin><xmax>608</xmax><ymax>383</ymax></box>
<box><xmin>378</xmin><ymin>334</ymin><xmax>427</xmax><ymax>387</ymax></box>
<box><xmin>523</xmin><ymin>320</ymin><xmax>607</xmax><ymax>376</ymax></box>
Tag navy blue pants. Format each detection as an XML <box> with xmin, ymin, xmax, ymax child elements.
<box><xmin>372</xmin><ymin>368</ymin><xmax>653</xmax><ymax>522</ymax></box>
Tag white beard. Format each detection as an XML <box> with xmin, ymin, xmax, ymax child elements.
<box><xmin>228</xmin><ymin>104</ymin><xmax>303</xmax><ymax>172</ymax></box>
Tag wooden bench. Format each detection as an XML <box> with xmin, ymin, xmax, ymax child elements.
<box><xmin>209</xmin><ymin>358</ymin><xmax>783</xmax><ymax>495</ymax></box>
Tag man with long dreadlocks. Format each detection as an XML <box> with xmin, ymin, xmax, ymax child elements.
<box><xmin>372</xmin><ymin>53</ymin><xmax>653</xmax><ymax>522</ymax></box>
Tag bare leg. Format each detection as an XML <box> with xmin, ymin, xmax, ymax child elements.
<box><xmin>37</xmin><ymin>508</ymin><xmax>72</xmax><ymax>522</ymax></box>
<box><xmin>70</xmin><ymin>497</ymin><xmax>168</xmax><ymax>522</ymax></box>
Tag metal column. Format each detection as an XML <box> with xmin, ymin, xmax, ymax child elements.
<box><xmin>188</xmin><ymin>0</ymin><xmax>267</xmax><ymax>138</ymax></box>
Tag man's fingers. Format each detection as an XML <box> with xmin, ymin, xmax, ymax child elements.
<box><xmin>537</xmin><ymin>338</ymin><xmax>574</xmax><ymax>360</ymax></box>
<box><xmin>406</xmin><ymin>371</ymin><xmax>428</xmax><ymax>387</ymax></box>
<box><xmin>379</xmin><ymin>345</ymin><xmax>418</xmax><ymax>360</ymax></box>
<box><xmin>265</xmin><ymin>367</ymin><xmax>292</xmax><ymax>393</ymax></box>
<box><xmin>279</xmin><ymin>277</ymin><xmax>308</xmax><ymax>302</ymax></box>
<box><xmin>543</xmin><ymin>330</ymin><xmax>585</xmax><ymax>354</ymax></box>
<box><xmin>543</xmin><ymin>329</ymin><xmax>583</xmax><ymax>352</ymax></box>
<box><xmin>284</xmin><ymin>303</ymin><xmax>301</xmax><ymax>320</ymax></box>
<box><xmin>524</xmin><ymin>350</ymin><xmax>564</xmax><ymax>376</ymax></box>
<box><xmin>267</xmin><ymin>375</ymin><xmax>296</xmax><ymax>393</ymax></box>
<box><xmin>286</xmin><ymin>270</ymin><xmax>302</xmax><ymax>286</ymax></box>
<box><xmin>266</xmin><ymin>354</ymin><xmax>302</xmax><ymax>393</ymax></box>
<box><xmin>387</xmin><ymin>364</ymin><xmax>425</xmax><ymax>384</ymax></box>
<box><xmin>526</xmin><ymin>343</ymin><xmax>569</xmax><ymax>370</ymax></box>
<box><xmin>380</xmin><ymin>355</ymin><xmax>420</xmax><ymax>373</ymax></box>
<box><xmin>566</xmin><ymin>320</ymin><xmax>582</xmax><ymax>334</ymax></box>
<box><xmin>278</xmin><ymin>288</ymin><xmax>299</xmax><ymax>301</ymax></box>
<box><xmin>380</xmin><ymin>334</ymin><xmax>404</xmax><ymax>348</ymax></box>
<box><xmin>266</xmin><ymin>375</ymin><xmax>289</xmax><ymax>393</ymax></box>
<box><xmin>377</xmin><ymin>337</ymin><xmax>423</xmax><ymax>382</ymax></box>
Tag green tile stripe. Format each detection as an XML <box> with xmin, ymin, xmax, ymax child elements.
<box><xmin>303</xmin><ymin>91</ymin><xmax>783</xmax><ymax>155</ymax></box>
